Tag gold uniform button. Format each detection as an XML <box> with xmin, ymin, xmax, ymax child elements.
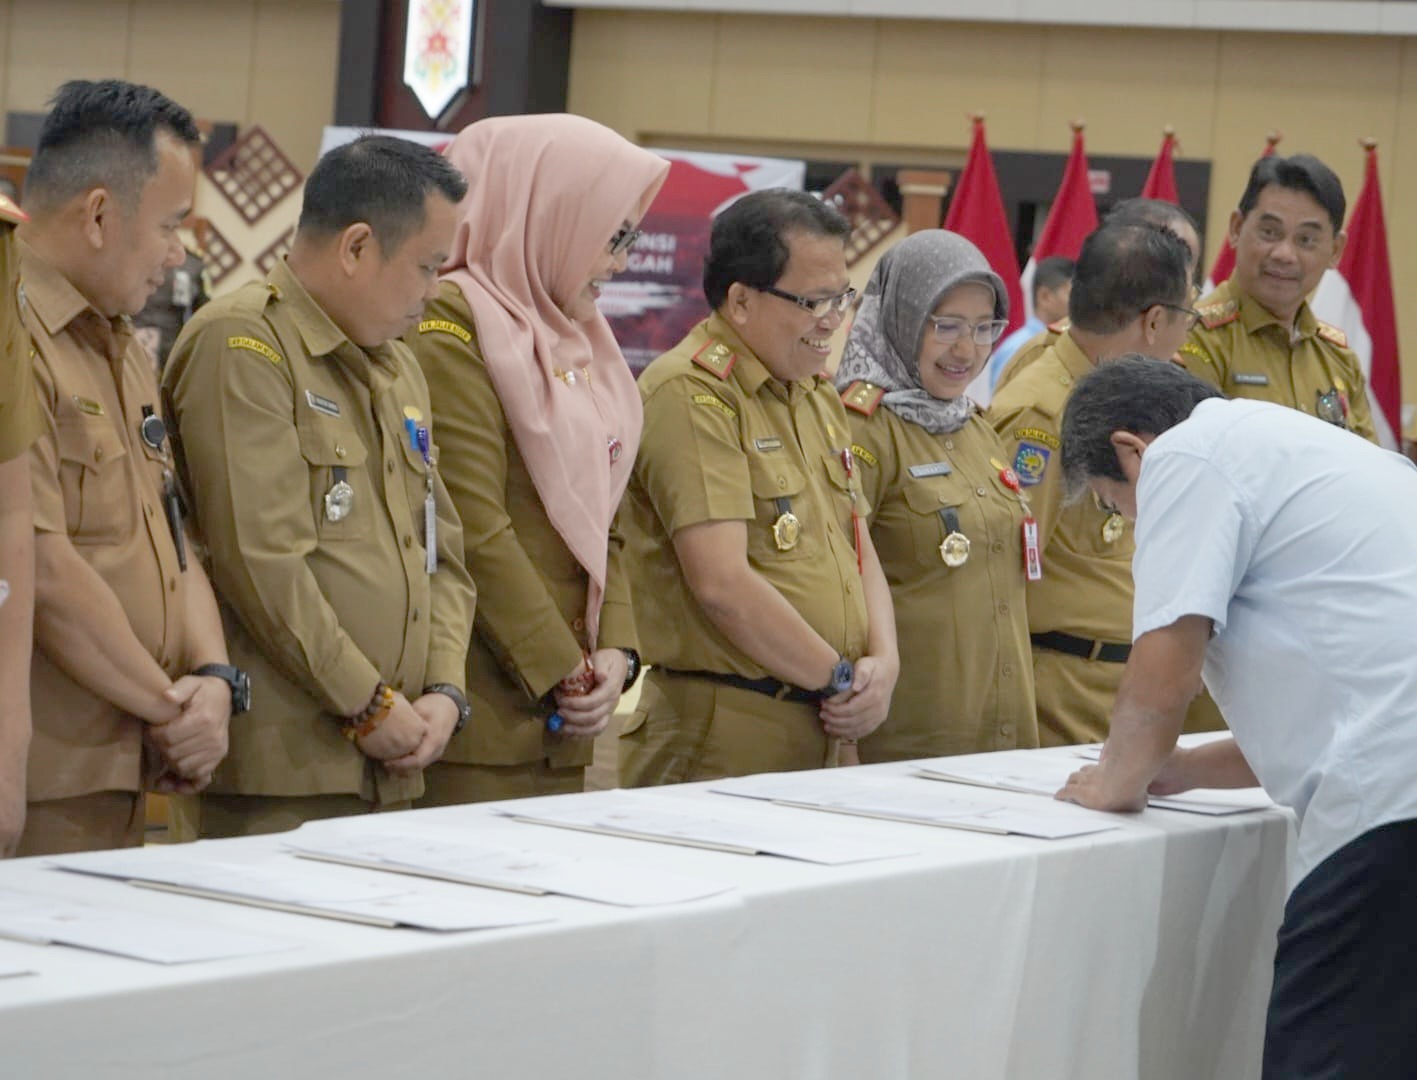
<box><xmin>937</xmin><ymin>494</ymin><xmax>949</xmax><ymax>504</ymax></box>
<box><xmin>944</xmin><ymin>440</ymin><xmax>954</xmax><ymax>451</ymax></box>
<box><xmin>976</xmin><ymin>486</ymin><xmax>987</xmax><ymax>496</ymax></box>
<box><xmin>335</xmin><ymin>444</ymin><xmax>347</xmax><ymax>458</ymax></box>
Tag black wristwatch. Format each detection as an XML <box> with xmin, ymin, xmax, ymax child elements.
<box><xmin>194</xmin><ymin>663</ymin><xmax>252</xmax><ymax>714</ymax></box>
<box><xmin>423</xmin><ymin>683</ymin><xmax>472</xmax><ymax>735</ymax></box>
<box><xmin>620</xmin><ymin>649</ymin><xmax>642</xmax><ymax>693</ymax></box>
<box><xmin>820</xmin><ymin>655</ymin><xmax>854</xmax><ymax>697</ymax></box>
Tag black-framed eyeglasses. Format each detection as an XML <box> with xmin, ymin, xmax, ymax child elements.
<box><xmin>927</xmin><ymin>316</ymin><xmax>1010</xmax><ymax>347</ymax></box>
<box><xmin>608</xmin><ymin>226</ymin><xmax>642</xmax><ymax>256</ymax></box>
<box><xmin>756</xmin><ymin>284</ymin><xmax>858</xmax><ymax>320</ymax></box>
<box><xmin>1152</xmin><ymin>302</ymin><xmax>1201</xmax><ymax>330</ymax></box>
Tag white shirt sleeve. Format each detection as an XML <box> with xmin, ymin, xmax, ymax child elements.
<box><xmin>1130</xmin><ymin>448</ymin><xmax>1254</xmax><ymax>641</ymax></box>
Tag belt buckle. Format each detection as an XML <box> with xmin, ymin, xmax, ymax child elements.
<box><xmin>1088</xmin><ymin>639</ymin><xmax>1105</xmax><ymax>661</ymax></box>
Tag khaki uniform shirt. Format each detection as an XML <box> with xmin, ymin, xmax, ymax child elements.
<box><xmin>0</xmin><ymin>213</ymin><xmax>40</xmax><ymax>461</ymax></box>
<box><xmin>845</xmin><ymin>393</ymin><xmax>1036</xmax><ymax>760</ymax></box>
<box><xmin>993</xmin><ymin>321</ymin><xmax>1066</xmax><ymax>395</ymax></box>
<box><xmin>1182</xmin><ymin>278</ymin><xmax>1377</xmax><ymax>442</ymax></box>
<box><xmin>21</xmin><ymin>241</ymin><xmax>195</xmax><ymax>800</ymax></box>
<box><xmin>407</xmin><ymin>283</ymin><xmax>637</xmax><ymax>769</ymax></box>
<box><xmin>623</xmin><ymin>314</ymin><xmax>870</xmax><ymax>677</ymax></box>
<box><xmin>163</xmin><ymin>260</ymin><xmax>475</xmax><ymax>803</ymax></box>
<box><xmin>987</xmin><ymin>331</ymin><xmax>1134</xmax><ymax>643</ymax></box>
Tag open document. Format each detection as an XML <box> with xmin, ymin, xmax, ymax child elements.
<box><xmin>916</xmin><ymin>751</ymin><xmax>1274</xmax><ymax>815</ymax></box>
<box><xmin>711</xmin><ymin>771</ymin><xmax>1119</xmax><ymax>840</ymax></box>
<box><xmin>50</xmin><ymin>849</ymin><xmax>556</xmax><ymax>932</ymax></box>
<box><xmin>497</xmin><ymin>791</ymin><xmax>918</xmax><ymax>865</ymax></box>
<box><xmin>285</xmin><ymin>824</ymin><xmax>734</xmax><ymax>907</ymax></box>
<box><xmin>0</xmin><ymin>887</ymin><xmax>293</xmax><ymax>965</ymax></box>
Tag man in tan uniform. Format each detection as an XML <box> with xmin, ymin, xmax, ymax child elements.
<box><xmin>164</xmin><ymin>136</ymin><xmax>476</xmax><ymax>837</ymax></box>
<box><xmin>17</xmin><ymin>81</ymin><xmax>238</xmax><ymax>855</ymax></box>
<box><xmin>619</xmin><ymin>190</ymin><xmax>899</xmax><ymax>786</ymax></box>
<box><xmin>989</xmin><ymin>221</ymin><xmax>1214</xmax><ymax>745</ymax></box>
<box><xmin>1182</xmin><ymin>154</ymin><xmax>1376</xmax><ymax>442</ymax></box>
<box><xmin>0</xmin><ymin>192</ymin><xmax>40</xmax><ymax>855</ymax></box>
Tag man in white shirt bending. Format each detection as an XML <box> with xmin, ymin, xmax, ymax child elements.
<box><xmin>1054</xmin><ymin>356</ymin><xmax>1417</xmax><ymax>1080</ymax></box>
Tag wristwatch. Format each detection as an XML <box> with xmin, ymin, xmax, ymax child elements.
<box><xmin>194</xmin><ymin>663</ymin><xmax>252</xmax><ymax>714</ymax></box>
<box><xmin>820</xmin><ymin>655</ymin><xmax>854</xmax><ymax>697</ymax></box>
<box><xmin>423</xmin><ymin>683</ymin><xmax>472</xmax><ymax>735</ymax></box>
<box><xmin>620</xmin><ymin>648</ymin><xmax>642</xmax><ymax>693</ymax></box>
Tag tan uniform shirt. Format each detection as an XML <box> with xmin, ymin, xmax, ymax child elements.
<box><xmin>845</xmin><ymin>393</ymin><xmax>1036</xmax><ymax>760</ymax></box>
<box><xmin>1182</xmin><ymin>278</ymin><xmax>1377</xmax><ymax>442</ymax></box>
<box><xmin>407</xmin><ymin>282</ymin><xmax>636</xmax><ymax>769</ymax></box>
<box><xmin>623</xmin><ymin>314</ymin><xmax>870</xmax><ymax>677</ymax></box>
<box><xmin>21</xmin><ymin>241</ymin><xmax>195</xmax><ymax>800</ymax></box>
<box><xmin>0</xmin><ymin>216</ymin><xmax>40</xmax><ymax>461</ymax></box>
<box><xmin>163</xmin><ymin>260</ymin><xmax>476</xmax><ymax>803</ymax></box>
<box><xmin>993</xmin><ymin>321</ymin><xmax>1066</xmax><ymax>395</ymax></box>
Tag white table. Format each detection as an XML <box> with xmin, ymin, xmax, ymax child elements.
<box><xmin>0</xmin><ymin>747</ymin><xmax>1291</xmax><ymax>1080</ymax></box>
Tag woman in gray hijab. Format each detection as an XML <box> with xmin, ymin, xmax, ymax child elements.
<box><xmin>835</xmin><ymin>229</ymin><xmax>1036</xmax><ymax>761</ymax></box>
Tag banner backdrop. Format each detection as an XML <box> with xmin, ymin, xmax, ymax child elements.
<box><xmin>599</xmin><ymin>149</ymin><xmax>805</xmax><ymax>373</ymax></box>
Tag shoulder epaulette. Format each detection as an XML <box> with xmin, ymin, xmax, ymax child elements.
<box><xmin>1197</xmin><ymin>299</ymin><xmax>1239</xmax><ymax>330</ymax></box>
<box><xmin>0</xmin><ymin>193</ymin><xmax>27</xmax><ymax>227</ymax></box>
<box><xmin>691</xmin><ymin>339</ymin><xmax>737</xmax><ymax>380</ymax></box>
<box><xmin>840</xmin><ymin>380</ymin><xmax>886</xmax><ymax>417</ymax></box>
<box><xmin>1046</xmin><ymin>318</ymin><xmax>1070</xmax><ymax>334</ymax></box>
<box><xmin>1315</xmin><ymin>322</ymin><xmax>1348</xmax><ymax>349</ymax></box>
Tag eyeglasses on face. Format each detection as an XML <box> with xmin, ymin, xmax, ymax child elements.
<box><xmin>1152</xmin><ymin>302</ymin><xmax>1201</xmax><ymax>330</ymax></box>
<box><xmin>608</xmin><ymin>226</ymin><xmax>642</xmax><ymax>256</ymax></box>
<box><xmin>755</xmin><ymin>284</ymin><xmax>859</xmax><ymax>320</ymax></box>
<box><xmin>926</xmin><ymin>316</ymin><xmax>1010</xmax><ymax>347</ymax></box>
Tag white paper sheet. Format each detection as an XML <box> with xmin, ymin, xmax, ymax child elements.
<box><xmin>285</xmin><ymin>827</ymin><xmax>735</xmax><ymax>906</ymax></box>
<box><xmin>916</xmin><ymin>754</ymin><xmax>1274</xmax><ymax>815</ymax></box>
<box><xmin>0</xmin><ymin>888</ymin><xmax>293</xmax><ymax>965</ymax></box>
<box><xmin>497</xmin><ymin>791</ymin><xmax>917</xmax><ymax>865</ymax></box>
<box><xmin>50</xmin><ymin>851</ymin><xmax>556</xmax><ymax>932</ymax></box>
<box><xmin>711</xmin><ymin>771</ymin><xmax>1120</xmax><ymax>839</ymax></box>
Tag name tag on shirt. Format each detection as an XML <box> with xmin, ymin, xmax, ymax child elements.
<box><xmin>305</xmin><ymin>390</ymin><xmax>342</xmax><ymax>417</ymax></box>
<box><xmin>1232</xmin><ymin>373</ymin><xmax>1270</xmax><ymax>387</ymax></box>
<box><xmin>754</xmin><ymin>437</ymin><xmax>783</xmax><ymax>452</ymax></box>
<box><xmin>909</xmin><ymin>461</ymin><xmax>953</xmax><ymax>479</ymax></box>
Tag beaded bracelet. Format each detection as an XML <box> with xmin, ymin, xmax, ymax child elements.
<box><xmin>343</xmin><ymin>682</ymin><xmax>395</xmax><ymax>742</ymax></box>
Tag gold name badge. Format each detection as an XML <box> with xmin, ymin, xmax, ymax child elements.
<box><xmin>772</xmin><ymin>511</ymin><xmax>801</xmax><ymax>551</ymax></box>
<box><xmin>939</xmin><ymin>531</ymin><xmax>971</xmax><ymax>568</ymax></box>
<box><xmin>1101</xmin><ymin>512</ymin><xmax>1125</xmax><ymax>544</ymax></box>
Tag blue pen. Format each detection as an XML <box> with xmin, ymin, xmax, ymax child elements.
<box><xmin>404</xmin><ymin>417</ymin><xmax>419</xmax><ymax>451</ymax></box>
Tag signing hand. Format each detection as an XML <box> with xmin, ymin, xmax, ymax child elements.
<box><xmin>1055</xmin><ymin>763</ymin><xmax>1148</xmax><ymax>813</ymax></box>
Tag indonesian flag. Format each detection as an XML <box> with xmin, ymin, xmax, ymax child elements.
<box><xmin>943</xmin><ymin>115</ymin><xmax>1025</xmax><ymax>338</ymax></box>
<box><xmin>1310</xmin><ymin>142</ymin><xmax>1403</xmax><ymax>449</ymax></box>
<box><xmin>1140</xmin><ymin>129</ymin><xmax>1180</xmax><ymax>204</ymax></box>
<box><xmin>1020</xmin><ymin>122</ymin><xmax>1099</xmax><ymax>322</ymax></box>
<box><xmin>1204</xmin><ymin>131</ymin><xmax>1282</xmax><ymax>293</ymax></box>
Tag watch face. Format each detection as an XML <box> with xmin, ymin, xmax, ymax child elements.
<box><xmin>233</xmin><ymin>671</ymin><xmax>252</xmax><ymax>713</ymax></box>
<box><xmin>831</xmin><ymin>659</ymin><xmax>854</xmax><ymax>693</ymax></box>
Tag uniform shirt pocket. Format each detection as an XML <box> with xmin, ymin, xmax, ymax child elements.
<box><xmin>746</xmin><ymin>456</ymin><xmax>811</xmax><ymax>562</ymax></box>
<box><xmin>296</xmin><ymin>422</ymin><xmax>372</xmax><ymax>542</ymax></box>
<box><xmin>53</xmin><ymin>418</ymin><xmax>131</xmax><ymax>544</ymax></box>
<box><xmin>901</xmin><ymin>475</ymin><xmax>968</xmax><ymax>570</ymax></box>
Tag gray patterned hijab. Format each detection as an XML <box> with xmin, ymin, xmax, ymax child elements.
<box><xmin>836</xmin><ymin>229</ymin><xmax>1008</xmax><ymax>434</ymax></box>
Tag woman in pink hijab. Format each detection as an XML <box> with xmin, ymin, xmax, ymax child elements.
<box><xmin>407</xmin><ymin>115</ymin><xmax>668</xmax><ymax>805</ymax></box>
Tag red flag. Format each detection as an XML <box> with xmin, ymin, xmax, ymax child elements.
<box><xmin>1205</xmin><ymin>130</ymin><xmax>1281</xmax><ymax>290</ymax></box>
<box><xmin>1020</xmin><ymin>121</ymin><xmax>1099</xmax><ymax>321</ymax></box>
<box><xmin>1311</xmin><ymin>141</ymin><xmax>1403</xmax><ymax>448</ymax></box>
<box><xmin>1140</xmin><ymin>128</ymin><xmax>1180</xmax><ymax>204</ymax></box>
<box><xmin>944</xmin><ymin>115</ymin><xmax>1025</xmax><ymax>337</ymax></box>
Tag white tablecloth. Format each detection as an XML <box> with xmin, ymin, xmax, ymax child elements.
<box><xmin>0</xmin><ymin>747</ymin><xmax>1291</xmax><ymax>1080</ymax></box>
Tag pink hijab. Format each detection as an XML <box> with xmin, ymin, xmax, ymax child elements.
<box><xmin>442</xmin><ymin>115</ymin><xmax>668</xmax><ymax>647</ymax></box>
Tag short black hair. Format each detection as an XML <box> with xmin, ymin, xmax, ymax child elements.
<box><xmin>1060</xmin><ymin>356</ymin><xmax>1223</xmax><ymax>497</ymax></box>
<box><xmin>299</xmin><ymin>135</ymin><xmax>469</xmax><ymax>253</ymax></box>
<box><xmin>703</xmin><ymin>189</ymin><xmax>850</xmax><ymax>310</ymax></box>
<box><xmin>1237</xmin><ymin>153</ymin><xmax>1345</xmax><ymax>233</ymax></box>
<box><xmin>1067</xmin><ymin>222</ymin><xmax>1191</xmax><ymax>335</ymax></box>
<box><xmin>1105</xmin><ymin>197</ymin><xmax>1199</xmax><ymax>239</ymax></box>
<box><xmin>1032</xmin><ymin>255</ymin><xmax>1075</xmax><ymax>303</ymax></box>
<box><xmin>24</xmin><ymin>79</ymin><xmax>201</xmax><ymax>210</ymax></box>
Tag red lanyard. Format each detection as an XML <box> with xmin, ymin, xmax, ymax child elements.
<box><xmin>841</xmin><ymin>447</ymin><xmax>864</xmax><ymax>575</ymax></box>
<box><xmin>997</xmin><ymin>463</ymin><xmax>1043</xmax><ymax>582</ymax></box>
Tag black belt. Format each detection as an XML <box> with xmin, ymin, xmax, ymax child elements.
<box><xmin>1031</xmin><ymin>631</ymin><xmax>1131</xmax><ymax>663</ymax></box>
<box><xmin>661</xmin><ymin>668</ymin><xmax>823</xmax><ymax>704</ymax></box>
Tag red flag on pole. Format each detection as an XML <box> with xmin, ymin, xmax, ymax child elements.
<box><xmin>1311</xmin><ymin>140</ymin><xmax>1403</xmax><ymax>448</ymax></box>
<box><xmin>943</xmin><ymin>114</ymin><xmax>1025</xmax><ymax>338</ymax></box>
<box><xmin>1205</xmin><ymin>130</ymin><xmax>1282</xmax><ymax>291</ymax></box>
<box><xmin>1140</xmin><ymin>128</ymin><xmax>1180</xmax><ymax>204</ymax></box>
<box><xmin>1020</xmin><ymin>121</ymin><xmax>1099</xmax><ymax>322</ymax></box>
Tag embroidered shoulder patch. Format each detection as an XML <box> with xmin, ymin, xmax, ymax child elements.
<box><xmin>419</xmin><ymin>318</ymin><xmax>472</xmax><ymax>343</ymax></box>
<box><xmin>227</xmin><ymin>336</ymin><xmax>283</xmax><ymax>365</ymax></box>
<box><xmin>1179</xmin><ymin>341</ymin><xmax>1214</xmax><ymax>367</ymax></box>
<box><xmin>691</xmin><ymin>340</ymin><xmax>737</xmax><ymax>380</ymax></box>
<box><xmin>1316</xmin><ymin>322</ymin><xmax>1348</xmax><ymax>349</ymax></box>
<box><xmin>1197</xmin><ymin>300</ymin><xmax>1239</xmax><ymax>330</ymax></box>
<box><xmin>691</xmin><ymin>392</ymin><xmax>737</xmax><ymax>419</ymax></box>
<box><xmin>840</xmin><ymin>380</ymin><xmax>885</xmax><ymax>417</ymax></box>
<box><xmin>850</xmin><ymin>442</ymin><xmax>878</xmax><ymax>468</ymax></box>
<box><xmin>1046</xmin><ymin>318</ymin><xmax>1070</xmax><ymax>334</ymax></box>
<box><xmin>1011</xmin><ymin>426</ymin><xmax>1060</xmax><ymax>451</ymax></box>
<box><xmin>1013</xmin><ymin>441</ymin><xmax>1051</xmax><ymax>487</ymax></box>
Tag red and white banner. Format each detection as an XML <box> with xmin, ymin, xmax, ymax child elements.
<box><xmin>1020</xmin><ymin>123</ymin><xmax>1099</xmax><ymax>322</ymax></box>
<box><xmin>943</xmin><ymin>116</ymin><xmax>1024</xmax><ymax>339</ymax></box>
<box><xmin>1140</xmin><ymin>129</ymin><xmax>1180</xmax><ymax>204</ymax></box>
<box><xmin>1204</xmin><ymin>131</ymin><xmax>1281</xmax><ymax>293</ymax></box>
<box><xmin>599</xmin><ymin>149</ymin><xmax>805</xmax><ymax>373</ymax></box>
<box><xmin>1311</xmin><ymin>142</ymin><xmax>1403</xmax><ymax>448</ymax></box>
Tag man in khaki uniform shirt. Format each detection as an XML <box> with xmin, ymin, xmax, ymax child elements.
<box><xmin>164</xmin><ymin>136</ymin><xmax>476</xmax><ymax>837</ymax></box>
<box><xmin>0</xmin><ymin>194</ymin><xmax>40</xmax><ymax>855</ymax></box>
<box><xmin>17</xmin><ymin>81</ymin><xmax>236</xmax><ymax>855</ymax></box>
<box><xmin>990</xmin><ymin>222</ymin><xmax>1220</xmax><ymax>745</ymax></box>
<box><xmin>620</xmin><ymin>190</ymin><xmax>899</xmax><ymax>786</ymax></box>
<box><xmin>1182</xmin><ymin>154</ymin><xmax>1377</xmax><ymax>443</ymax></box>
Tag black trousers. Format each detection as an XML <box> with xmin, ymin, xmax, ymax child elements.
<box><xmin>1263</xmin><ymin>818</ymin><xmax>1417</xmax><ymax>1079</ymax></box>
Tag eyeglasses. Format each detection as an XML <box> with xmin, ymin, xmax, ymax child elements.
<box><xmin>756</xmin><ymin>285</ymin><xmax>859</xmax><ymax>320</ymax></box>
<box><xmin>926</xmin><ymin>316</ymin><xmax>1010</xmax><ymax>347</ymax></box>
<box><xmin>1154</xmin><ymin>302</ymin><xmax>1201</xmax><ymax>330</ymax></box>
<box><xmin>608</xmin><ymin>226</ymin><xmax>642</xmax><ymax>256</ymax></box>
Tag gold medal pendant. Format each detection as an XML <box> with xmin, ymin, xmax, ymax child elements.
<box><xmin>324</xmin><ymin>479</ymin><xmax>355</xmax><ymax>523</ymax></box>
<box><xmin>1101</xmin><ymin>511</ymin><xmax>1125</xmax><ymax>544</ymax></box>
<box><xmin>939</xmin><ymin>531</ymin><xmax>971</xmax><ymax>568</ymax></box>
<box><xmin>772</xmin><ymin>511</ymin><xmax>801</xmax><ymax>551</ymax></box>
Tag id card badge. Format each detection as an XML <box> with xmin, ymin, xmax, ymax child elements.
<box><xmin>1022</xmin><ymin>515</ymin><xmax>1043</xmax><ymax>581</ymax></box>
<box><xmin>424</xmin><ymin>478</ymin><xmax>438</xmax><ymax>574</ymax></box>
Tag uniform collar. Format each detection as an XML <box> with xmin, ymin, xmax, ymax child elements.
<box><xmin>17</xmin><ymin>238</ymin><xmax>108</xmax><ymax>338</ymax></box>
<box><xmin>705</xmin><ymin>311</ymin><xmax>820</xmax><ymax>400</ymax></box>
<box><xmin>268</xmin><ymin>258</ymin><xmax>355</xmax><ymax>360</ymax></box>
<box><xmin>1233</xmin><ymin>278</ymin><xmax>1319</xmax><ymax>341</ymax></box>
<box><xmin>1055</xmin><ymin>329</ymin><xmax>1095</xmax><ymax>379</ymax></box>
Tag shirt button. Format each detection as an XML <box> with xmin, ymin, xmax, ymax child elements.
<box><xmin>404</xmin><ymin>534</ymin><xmax>414</xmax><ymax>548</ymax></box>
<box><xmin>1002</xmin><ymin>665</ymin><xmax>1013</xmax><ymax>677</ymax></box>
<box><xmin>412</xmin><ymin>608</ymin><xmax>420</xmax><ymax>622</ymax></box>
<box><xmin>991</xmin><ymin>541</ymin><xmax>1004</xmax><ymax>554</ymax></box>
<box><xmin>1001</xmin><ymin>723</ymin><xmax>1013</xmax><ymax>737</ymax></box>
<box><xmin>169</xmin><ymin>578</ymin><xmax>177</xmax><ymax>592</ymax></box>
<box><xmin>94</xmin><ymin>447</ymin><xmax>104</xmax><ymax>463</ymax></box>
<box><xmin>387</xmin><ymin>461</ymin><xmax>396</xmax><ymax>473</ymax></box>
<box><xmin>777</xmin><ymin>476</ymin><xmax>787</xmax><ymax>489</ymax></box>
<box><xmin>944</xmin><ymin>440</ymin><xmax>954</xmax><ymax>451</ymax></box>
<box><xmin>572</xmin><ymin>616</ymin><xmax>586</xmax><ymax>632</ymax></box>
<box><xmin>937</xmin><ymin>494</ymin><xmax>948</xmax><ymax>504</ymax></box>
<box><xmin>335</xmin><ymin>445</ymin><xmax>347</xmax><ymax>458</ymax></box>
<box><xmin>976</xmin><ymin>486</ymin><xmax>986</xmax><ymax>496</ymax></box>
<box><xmin>998</xmin><ymin>602</ymin><xmax>1009</xmax><ymax>615</ymax></box>
<box><xmin>392</xmin><ymin>678</ymin><xmax>404</xmax><ymax>692</ymax></box>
